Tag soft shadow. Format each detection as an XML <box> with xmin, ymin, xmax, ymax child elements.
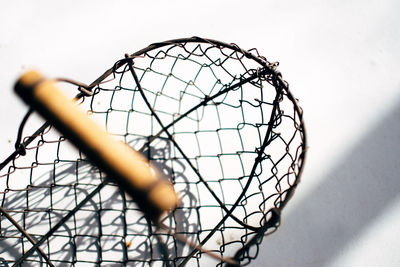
<box><xmin>252</xmin><ymin>99</ymin><xmax>400</xmax><ymax>266</ymax></box>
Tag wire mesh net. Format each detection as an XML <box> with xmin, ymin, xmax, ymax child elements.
<box><xmin>0</xmin><ymin>37</ymin><xmax>306</xmax><ymax>266</ymax></box>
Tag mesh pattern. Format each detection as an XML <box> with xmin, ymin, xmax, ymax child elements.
<box><xmin>0</xmin><ymin>37</ymin><xmax>306</xmax><ymax>266</ymax></box>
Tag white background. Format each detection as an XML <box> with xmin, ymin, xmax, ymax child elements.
<box><xmin>1</xmin><ymin>1</ymin><xmax>399</xmax><ymax>266</ymax></box>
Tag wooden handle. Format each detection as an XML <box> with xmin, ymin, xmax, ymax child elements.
<box><xmin>14</xmin><ymin>70</ymin><xmax>178</xmax><ymax>221</ymax></box>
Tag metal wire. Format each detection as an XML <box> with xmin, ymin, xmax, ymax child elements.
<box><xmin>0</xmin><ymin>37</ymin><xmax>306</xmax><ymax>266</ymax></box>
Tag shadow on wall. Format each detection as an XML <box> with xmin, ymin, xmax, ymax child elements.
<box><xmin>253</xmin><ymin>98</ymin><xmax>400</xmax><ymax>267</ymax></box>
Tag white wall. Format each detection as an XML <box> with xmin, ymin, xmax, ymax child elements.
<box><xmin>1</xmin><ymin>0</ymin><xmax>399</xmax><ymax>266</ymax></box>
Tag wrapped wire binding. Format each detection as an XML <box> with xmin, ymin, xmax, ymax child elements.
<box><xmin>0</xmin><ymin>37</ymin><xmax>306</xmax><ymax>266</ymax></box>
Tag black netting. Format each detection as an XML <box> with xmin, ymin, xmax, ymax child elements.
<box><xmin>0</xmin><ymin>37</ymin><xmax>306</xmax><ymax>266</ymax></box>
